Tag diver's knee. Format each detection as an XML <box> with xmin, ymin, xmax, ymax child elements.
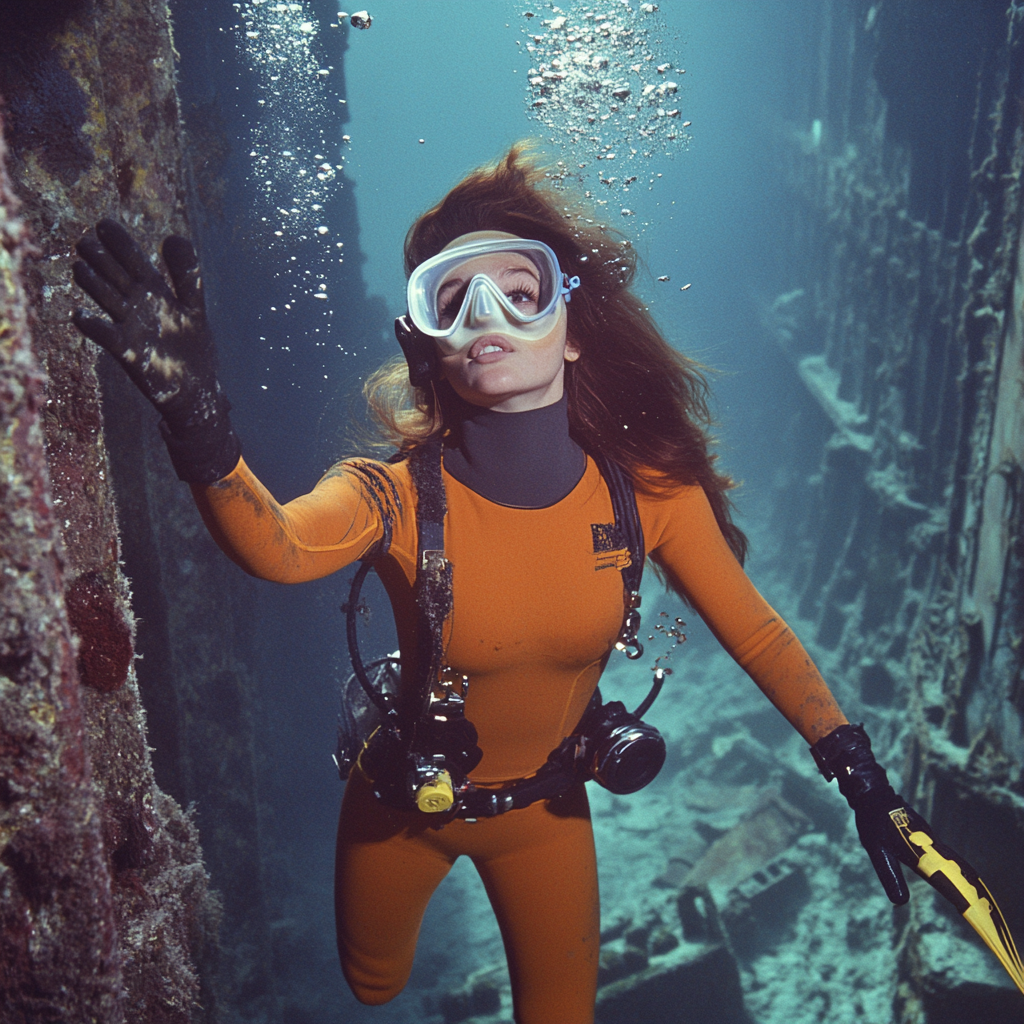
<box><xmin>349</xmin><ymin>981</ymin><xmax>405</xmax><ymax>1006</ymax></box>
<box><xmin>339</xmin><ymin>951</ymin><xmax>411</xmax><ymax>1005</ymax></box>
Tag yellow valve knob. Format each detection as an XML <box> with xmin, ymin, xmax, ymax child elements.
<box><xmin>416</xmin><ymin>770</ymin><xmax>454</xmax><ymax>813</ymax></box>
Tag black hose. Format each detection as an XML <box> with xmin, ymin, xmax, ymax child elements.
<box><xmin>345</xmin><ymin>561</ymin><xmax>394</xmax><ymax>715</ymax></box>
<box><xmin>632</xmin><ymin>668</ymin><xmax>666</xmax><ymax>719</ymax></box>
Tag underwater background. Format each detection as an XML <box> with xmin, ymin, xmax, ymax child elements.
<box><xmin>0</xmin><ymin>1</ymin><xmax>1022</xmax><ymax>1023</ymax></box>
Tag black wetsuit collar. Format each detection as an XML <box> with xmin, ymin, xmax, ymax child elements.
<box><xmin>442</xmin><ymin>393</ymin><xmax>586</xmax><ymax>508</ymax></box>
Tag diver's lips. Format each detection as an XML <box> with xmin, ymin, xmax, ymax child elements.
<box><xmin>468</xmin><ymin>335</ymin><xmax>513</xmax><ymax>362</ymax></box>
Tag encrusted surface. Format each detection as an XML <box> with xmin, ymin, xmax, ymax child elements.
<box><xmin>0</xmin><ymin>111</ymin><xmax>123</xmax><ymax>1024</ymax></box>
<box><xmin>0</xmin><ymin>2</ymin><xmax>222</xmax><ymax>1020</ymax></box>
<box><xmin>760</xmin><ymin>2</ymin><xmax>1024</xmax><ymax>1019</ymax></box>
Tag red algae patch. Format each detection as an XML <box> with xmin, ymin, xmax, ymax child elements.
<box><xmin>64</xmin><ymin>571</ymin><xmax>133</xmax><ymax>692</ymax></box>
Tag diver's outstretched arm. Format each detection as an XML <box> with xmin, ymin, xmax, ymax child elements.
<box><xmin>72</xmin><ymin>219</ymin><xmax>241</xmax><ymax>484</ymax></box>
<box><xmin>641</xmin><ymin>486</ymin><xmax>1012</xmax><ymax>925</ymax></box>
<box><xmin>71</xmin><ymin>221</ymin><xmax>394</xmax><ymax>585</ymax></box>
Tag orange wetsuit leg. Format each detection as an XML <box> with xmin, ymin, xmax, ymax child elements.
<box><xmin>469</xmin><ymin>784</ymin><xmax>600</xmax><ymax>1024</ymax></box>
<box><xmin>335</xmin><ymin>772</ymin><xmax>599</xmax><ymax>1022</ymax></box>
<box><xmin>334</xmin><ymin>770</ymin><xmax>456</xmax><ymax>1004</ymax></box>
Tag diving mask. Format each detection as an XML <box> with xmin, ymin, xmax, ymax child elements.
<box><xmin>406</xmin><ymin>236</ymin><xmax>581</xmax><ymax>354</ymax></box>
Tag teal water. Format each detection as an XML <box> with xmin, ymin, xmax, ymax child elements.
<box><xmin>340</xmin><ymin>0</ymin><xmax>823</xmax><ymax>504</ymax></box>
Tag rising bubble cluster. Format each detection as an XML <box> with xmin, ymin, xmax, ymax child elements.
<box><xmin>232</xmin><ymin>1</ymin><xmax>361</xmax><ymax>330</ymax></box>
<box><xmin>236</xmin><ymin>1</ymin><xmax>345</xmax><ymax>256</ymax></box>
<box><xmin>648</xmin><ymin>611</ymin><xmax>686</xmax><ymax>675</ymax></box>
<box><xmin>520</xmin><ymin>2</ymin><xmax>690</xmax><ymax>205</ymax></box>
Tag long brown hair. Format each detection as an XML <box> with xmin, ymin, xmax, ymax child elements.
<box><xmin>364</xmin><ymin>144</ymin><xmax>747</xmax><ymax>563</ymax></box>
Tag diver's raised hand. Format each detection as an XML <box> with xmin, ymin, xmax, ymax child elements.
<box><xmin>72</xmin><ymin>220</ymin><xmax>240</xmax><ymax>483</ymax></box>
<box><xmin>810</xmin><ymin>723</ymin><xmax>915</xmax><ymax>905</ymax></box>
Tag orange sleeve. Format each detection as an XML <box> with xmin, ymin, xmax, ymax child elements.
<box><xmin>641</xmin><ymin>484</ymin><xmax>847</xmax><ymax>744</ymax></box>
<box><xmin>188</xmin><ymin>456</ymin><xmax>395</xmax><ymax>584</ymax></box>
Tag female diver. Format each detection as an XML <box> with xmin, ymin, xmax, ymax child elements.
<box><xmin>72</xmin><ymin>146</ymin><xmax>930</xmax><ymax>1023</ymax></box>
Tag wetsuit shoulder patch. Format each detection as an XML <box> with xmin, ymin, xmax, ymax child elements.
<box><xmin>591</xmin><ymin>522</ymin><xmax>625</xmax><ymax>552</ymax></box>
<box><xmin>591</xmin><ymin>523</ymin><xmax>632</xmax><ymax>571</ymax></box>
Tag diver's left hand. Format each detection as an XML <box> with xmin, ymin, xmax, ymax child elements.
<box><xmin>847</xmin><ymin>787</ymin><xmax>930</xmax><ymax>905</ymax></box>
<box><xmin>810</xmin><ymin>723</ymin><xmax>925</xmax><ymax>905</ymax></box>
<box><xmin>814</xmin><ymin>729</ymin><xmax>1024</xmax><ymax>995</ymax></box>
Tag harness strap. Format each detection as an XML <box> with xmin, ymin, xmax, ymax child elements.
<box><xmin>593</xmin><ymin>453</ymin><xmax>644</xmax><ymax>591</ymax></box>
<box><xmin>395</xmin><ymin>444</ymin><xmax>646</xmax><ymax>727</ymax></box>
<box><xmin>593</xmin><ymin>453</ymin><xmax>645</xmax><ymax>658</ymax></box>
<box><xmin>397</xmin><ymin>440</ymin><xmax>452</xmax><ymax>740</ymax></box>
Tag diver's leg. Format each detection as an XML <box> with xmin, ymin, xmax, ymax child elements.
<box><xmin>472</xmin><ymin>784</ymin><xmax>600</xmax><ymax>1024</ymax></box>
<box><xmin>334</xmin><ymin>769</ymin><xmax>456</xmax><ymax>1004</ymax></box>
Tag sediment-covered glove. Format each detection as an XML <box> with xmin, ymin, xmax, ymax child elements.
<box><xmin>810</xmin><ymin>722</ymin><xmax>928</xmax><ymax>905</ymax></box>
<box><xmin>72</xmin><ymin>219</ymin><xmax>241</xmax><ymax>484</ymax></box>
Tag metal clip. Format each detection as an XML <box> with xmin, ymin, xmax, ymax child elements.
<box><xmin>614</xmin><ymin>593</ymin><xmax>644</xmax><ymax>660</ymax></box>
<box><xmin>421</xmin><ymin>549</ymin><xmax>448</xmax><ymax>571</ymax></box>
<box><xmin>482</xmin><ymin>791</ymin><xmax>514</xmax><ymax>816</ymax></box>
<box><xmin>430</xmin><ymin>668</ymin><xmax>469</xmax><ymax>713</ymax></box>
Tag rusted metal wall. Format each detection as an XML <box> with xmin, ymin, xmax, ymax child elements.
<box><xmin>767</xmin><ymin>2</ymin><xmax>1024</xmax><ymax>1019</ymax></box>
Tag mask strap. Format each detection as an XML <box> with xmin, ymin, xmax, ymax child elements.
<box><xmin>560</xmin><ymin>273</ymin><xmax>582</xmax><ymax>303</ymax></box>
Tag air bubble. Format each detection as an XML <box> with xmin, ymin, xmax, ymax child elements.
<box><xmin>519</xmin><ymin>1</ymin><xmax>690</xmax><ymax>205</ymax></box>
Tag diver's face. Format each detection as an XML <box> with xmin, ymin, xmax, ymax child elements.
<box><xmin>435</xmin><ymin>243</ymin><xmax>579</xmax><ymax>412</ymax></box>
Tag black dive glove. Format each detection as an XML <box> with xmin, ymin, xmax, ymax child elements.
<box><xmin>72</xmin><ymin>219</ymin><xmax>241</xmax><ymax>484</ymax></box>
<box><xmin>810</xmin><ymin>723</ymin><xmax>930</xmax><ymax>905</ymax></box>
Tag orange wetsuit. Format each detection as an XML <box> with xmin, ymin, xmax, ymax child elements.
<box><xmin>192</xmin><ymin>453</ymin><xmax>846</xmax><ymax>1023</ymax></box>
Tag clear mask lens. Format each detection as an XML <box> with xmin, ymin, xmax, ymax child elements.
<box><xmin>434</xmin><ymin>277</ymin><xmax>565</xmax><ymax>354</ymax></box>
<box><xmin>407</xmin><ymin>238</ymin><xmax>577</xmax><ymax>346</ymax></box>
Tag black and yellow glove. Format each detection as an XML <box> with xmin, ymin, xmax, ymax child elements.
<box><xmin>72</xmin><ymin>219</ymin><xmax>241</xmax><ymax>484</ymax></box>
<box><xmin>810</xmin><ymin>722</ymin><xmax>916</xmax><ymax>904</ymax></box>
<box><xmin>812</xmin><ymin>723</ymin><xmax>1024</xmax><ymax>995</ymax></box>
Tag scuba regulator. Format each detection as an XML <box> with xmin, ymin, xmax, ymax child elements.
<box><xmin>360</xmin><ymin>668</ymin><xmax>483</xmax><ymax>814</ymax></box>
<box><xmin>574</xmin><ymin>668</ymin><xmax>668</xmax><ymax>795</ymax></box>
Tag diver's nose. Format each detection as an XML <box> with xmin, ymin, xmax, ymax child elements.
<box><xmin>464</xmin><ymin>276</ymin><xmax>503</xmax><ymax>327</ymax></box>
